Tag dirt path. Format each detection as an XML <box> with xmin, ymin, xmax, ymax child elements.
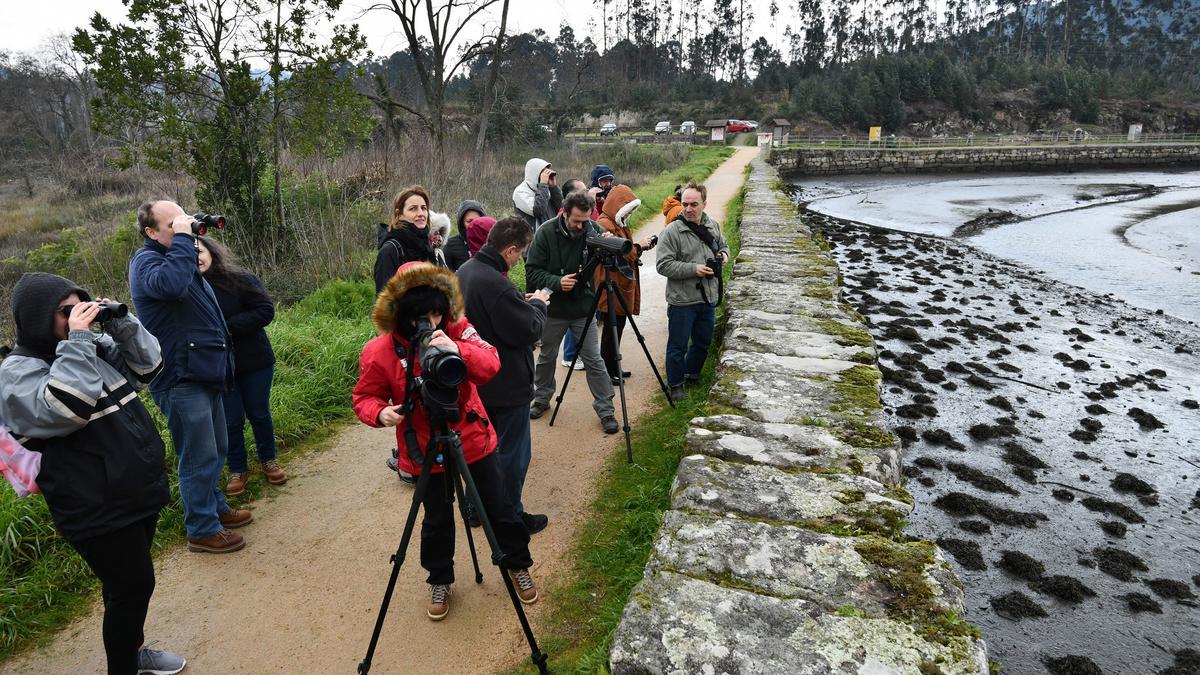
<box><xmin>5</xmin><ymin>147</ymin><xmax>758</xmax><ymax>675</ymax></box>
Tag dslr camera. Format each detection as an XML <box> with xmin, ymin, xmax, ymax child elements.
<box><xmin>191</xmin><ymin>213</ymin><xmax>226</xmax><ymax>236</ymax></box>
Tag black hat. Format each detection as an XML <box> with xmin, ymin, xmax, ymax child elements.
<box><xmin>11</xmin><ymin>272</ymin><xmax>91</xmax><ymax>359</ymax></box>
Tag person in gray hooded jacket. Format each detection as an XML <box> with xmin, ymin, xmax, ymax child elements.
<box><xmin>0</xmin><ymin>272</ymin><xmax>186</xmax><ymax>675</ymax></box>
<box><xmin>512</xmin><ymin>158</ymin><xmax>563</xmax><ymax>230</ymax></box>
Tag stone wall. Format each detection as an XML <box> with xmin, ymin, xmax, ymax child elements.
<box><xmin>608</xmin><ymin>157</ymin><xmax>989</xmax><ymax>674</ymax></box>
<box><xmin>770</xmin><ymin>143</ymin><xmax>1200</xmax><ymax>176</ymax></box>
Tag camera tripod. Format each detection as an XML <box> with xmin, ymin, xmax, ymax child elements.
<box><xmin>550</xmin><ymin>261</ymin><xmax>675</xmax><ymax>463</ymax></box>
<box><xmin>358</xmin><ymin>406</ymin><xmax>548</xmax><ymax>674</ymax></box>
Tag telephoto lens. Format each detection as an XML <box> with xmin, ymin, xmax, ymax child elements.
<box><xmin>96</xmin><ymin>302</ymin><xmax>128</xmax><ymax>322</ymax></box>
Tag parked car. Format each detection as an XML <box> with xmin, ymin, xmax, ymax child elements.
<box><xmin>726</xmin><ymin>120</ymin><xmax>752</xmax><ymax>133</ymax></box>
<box><xmin>654</xmin><ymin>121</ymin><xmax>671</xmax><ymax>135</ymax></box>
<box><xmin>745</xmin><ymin>120</ymin><xmax>759</xmax><ymax>130</ymax></box>
<box><xmin>600</xmin><ymin>123</ymin><xmax>619</xmax><ymax>137</ymax></box>
<box><xmin>539</xmin><ymin>124</ymin><xmax>554</xmax><ymax>134</ymax></box>
<box><xmin>680</xmin><ymin>120</ymin><xmax>696</xmax><ymax>135</ymax></box>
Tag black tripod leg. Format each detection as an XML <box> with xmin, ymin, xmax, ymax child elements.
<box><xmin>549</xmin><ymin>287</ymin><xmax>605</xmax><ymax>427</ymax></box>
<box><xmin>603</xmin><ymin>279</ymin><xmax>635</xmax><ymax>463</ymax></box>
<box><xmin>450</xmin><ymin>463</ymin><xmax>484</xmax><ymax>584</ymax></box>
<box><xmin>446</xmin><ymin>436</ymin><xmax>549</xmax><ymax>674</ymax></box>
<box><xmin>612</xmin><ymin>288</ymin><xmax>676</xmax><ymax>407</ymax></box>
<box><xmin>358</xmin><ymin>454</ymin><xmax>437</xmax><ymax>675</ymax></box>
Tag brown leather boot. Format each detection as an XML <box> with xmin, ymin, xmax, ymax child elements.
<box><xmin>225</xmin><ymin>471</ymin><xmax>250</xmax><ymax>496</ymax></box>
<box><xmin>427</xmin><ymin>584</ymin><xmax>451</xmax><ymax>621</ymax></box>
<box><xmin>219</xmin><ymin>508</ymin><xmax>253</xmax><ymax>529</ymax></box>
<box><xmin>261</xmin><ymin>460</ymin><xmax>287</xmax><ymax>486</ymax></box>
<box><xmin>187</xmin><ymin>529</ymin><xmax>244</xmax><ymax>553</ymax></box>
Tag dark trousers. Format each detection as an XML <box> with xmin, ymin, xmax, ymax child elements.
<box><xmin>223</xmin><ymin>364</ymin><xmax>277</xmax><ymax>473</ymax></box>
<box><xmin>599</xmin><ymin>312</ymin><xmax>629</xmax><ymax>378</ymax></box>
<box><xmin>68</xmin><ymin>514</ymin><xmax>159</xmax><ymax>675</ymax></box>
<box><xmin>420</xmin><ymin>452</ymin><xmax>532</xmax><ymax>585</ymax></box>
<box><xmin>486</xmin><ymin>403</ymin><xmax>533</xmax><ymax>515</ymax></box>
<box><xmin>665</xmin><ymin>302</ymin><xmax>716</xmax><ymax>387</ymax></box>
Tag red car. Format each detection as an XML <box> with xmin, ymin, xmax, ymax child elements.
<box><xmin>726</xmin><ymin>120</ymin><xmax>753</xmax><ymax>133</ymax></box>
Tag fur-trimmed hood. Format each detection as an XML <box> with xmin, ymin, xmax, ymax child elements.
<box><xmin>600</xmin><ymin>184</ymin><xmax>640</xmax><ymax>228</ymax></box>
<box><xmin>429</xmin><ymin>212</ymin><xmax>452</xmax><ymax>246</ymax></box>
<box><xmin>371</xmin><ymin>262</ymin><xmax>464</xmax><ymax>334</ymax></box>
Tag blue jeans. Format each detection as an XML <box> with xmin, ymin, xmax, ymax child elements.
<box><xmin>562</xmin><ymin>330</ymin><xmax>578</xmax><ymax>361</ymax></box>
<box><xmin>151</xmin><ymin>384</ymin><xmax>229</xmax><ymax>539</ymax></box>
<box><xmin>223</xmin><ymin>365</ymin><xmax>277</xmax><ymax>473</ymax></box>
<box><xmin>486</xmin><ymin>404</ymin><xmax>533</xmax><ymax>515</ymax></box>
<box><xmin>665</xmin><ymin>302</ymin><xmax>716</xmax><ymax>387</ymax></box>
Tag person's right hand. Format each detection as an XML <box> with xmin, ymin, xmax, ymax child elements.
<box><xmin>539</xmin><ymin>167</ymin><xmax>553</xmax><ymax>185</ymax></box>
<box><xmin>695</xmin><ymin>264</ymin><xmax>715</xmax><ymax>278</ymax></box>
<box><xmin>377</xmin><ymin>405</ymin><xmax>405</xmax><ymax>427</ymax></box>
<box><xmin>68</xmin><ymin>302</ymin><xmax>101</xmax><ymax>332</ymax></box>
<box><xmin>527</xmin><ymin>289</ymin><xmax>552</xmax><ymax>305</ymax></box>
<box><xmin>170</xmin><ymin>214</ymin><xmax>194</xmax><ymax>235</ymax></box>
<box><xmin>560</xmin><ymin>273</ymin><xmax>577</xmax><ymax>291</ymax></box>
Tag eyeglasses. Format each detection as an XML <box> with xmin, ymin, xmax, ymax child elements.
<box><xmin>57</xmin><ymin>305</ymin><xmax>76</xmax><ymax>318</ymax></box>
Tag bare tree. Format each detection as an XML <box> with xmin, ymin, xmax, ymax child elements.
<box><xmin>368</xmin><ymin>0</ymin><xmax>501</xmax><ymax>173</ymax></box>
<box><xmin>474</xmin><ymin>0</ymin><xmax>509</xmax><ymax>152</ymax></box>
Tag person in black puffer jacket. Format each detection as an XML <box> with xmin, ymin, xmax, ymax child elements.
<box><xmin>445</xmin><ymin>200</ymin><xmax>486</xmax><ymax>271</ymax></box>
<box><xmin>0</xmin><ymin>272</ymin><xmax>187</xmax><ymax>675</ymax></box>
<box><xmin>374</xmin><ymin>185</ymin><xmax>438</xmax><ymax>293</ymax></box>
<box><xmin>196</xmin><ymin>236</ymin><xmax>286</xmax><ymax>498</ymax></box>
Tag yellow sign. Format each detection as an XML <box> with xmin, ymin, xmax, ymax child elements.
<box><xmin>869</xmin><ymin>126</ymin><xmax>882</xmax><ymax>142</ymax></box>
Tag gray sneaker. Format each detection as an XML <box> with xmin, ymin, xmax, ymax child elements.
<box><xmin>137</xmin><ymin>642</ymin><xmax>186</xmax><ymax>674</ymax></box>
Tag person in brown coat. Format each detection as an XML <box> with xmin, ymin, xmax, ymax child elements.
<box><xmin>662</xmin><ymin>185</ymin><xmax>683</xmax><ymax>224</ymax></box>
<box><xmin>592</xmin><ymin>184</ymin><xmax>656</xmax><ymax>384</ymax></box>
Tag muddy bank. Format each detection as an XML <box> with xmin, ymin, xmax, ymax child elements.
<box><xmin>803</xmin><ymin>211</ymin><xmax>1200</xmax><ymax>674</ymax></box>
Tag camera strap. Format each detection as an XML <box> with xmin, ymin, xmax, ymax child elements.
<box><xmin>675</xmin><ymin>216</ymin><xmax>724</xmax><ymax>308</ymax></box>
<box><xmin>393</xmin><ymin>340</ymin><xmax>427</xmax><ymax>468</ymax></box>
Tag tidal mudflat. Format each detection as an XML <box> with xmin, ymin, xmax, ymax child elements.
<box><xmin>792</xmin><ymin>184</ymin><xmax>1199</xmax><ymax>674</ymax></box>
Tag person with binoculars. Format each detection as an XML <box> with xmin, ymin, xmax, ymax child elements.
<box><xmin>0</xmin><ymin>272</ymin><xmax>187</xmax><ymax>675</ymax></box>
<box><xmin>655</xmin><ymin>182</ymin><xmax>730</xmax><ymax>402</ymax></box>
<box><xmin>130</xmin><ymin>200</ymin><xmax>251</xmax><ymax>555</ymax></box>
<box><xmin>352</xmin><ymin>261</ymin><xmax>537</xmax><ymax>621</ymax></box>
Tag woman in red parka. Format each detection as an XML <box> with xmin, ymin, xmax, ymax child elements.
<box><xmin>353</xmin><ymin>262</ymin><xmax>538</xmax><ymax>621</ymax></box>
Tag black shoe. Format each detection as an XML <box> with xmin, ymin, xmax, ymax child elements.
<box><xmin>610</xmin><ymin>371</ymin><xmax>633</xmax><ymax>385</ymax></box>
<box><xmin>522</xmin><ymin>512</ymin><xmax>549</xmax><ymax>535</ymax></box>
<box><xmin>684</xmin><ymin>374</ymin><xmax>701</xmax><ymax>385</ymax></box>
<box><xmin>668</xmin><ymin>385</ymin><xmax>686</xmax><ymax>402</ymax></box>
<box><xmin>529</xmin><ymin>401</ymin><xmax>550</xmax><ymax>419</ymax></box>
<box><xmin>601</xmin><ymin>416</ymin><xmax>619</xmax><ymax>434</ymax></box>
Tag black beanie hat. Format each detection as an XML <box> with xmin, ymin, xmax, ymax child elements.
<box><xmin>12</xmin><ymin>272</ymin><xmax>91</xmax><ymax>359</ymax></box>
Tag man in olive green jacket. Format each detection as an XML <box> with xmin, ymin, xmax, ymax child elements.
<box><xmin>655</xmin><ymin>181</ymin><xmax>730</xmax><ymax>401</ymax></box>
<box><xmin>525</xmin><ymin>191</ymin><xmax>618</xmax><ymax>433</ymax></box>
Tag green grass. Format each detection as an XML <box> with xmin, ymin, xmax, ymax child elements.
<box><xmin>0</xmin><ymin>279</ymin><xmax>376</xmax><ymax>661</ymax></box>
<box><xmin>517</xmin><ymin>153</ymin><xmax>746</xmax><ymax>672</ymax></box>
<box><xmin>625</xmin><ymin>146</ymin><xmax>734</xmax><ymax>234</ymax></box>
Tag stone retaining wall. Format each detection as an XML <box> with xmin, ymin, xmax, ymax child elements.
<box><xmin>608</xmin><ymin>157</ymin><xmax>988</xmax><ymax>674</ymax></box>
<box><xmin>770</xmin><ymin>143</ymin><xmax>1200</xmax><ymax>176</ymax></box>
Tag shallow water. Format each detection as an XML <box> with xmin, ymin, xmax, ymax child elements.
<box><xmin>788</xmin><ymin>194</ymin><xmax>1200</xmax><ymax>673</ymax></box>
<box><xmin>798</xmin><ymin>170</ymin><xmax>1200</xmax><ymax>324</ymax></box>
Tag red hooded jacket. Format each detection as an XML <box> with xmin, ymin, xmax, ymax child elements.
<box><xmin>353</xmin><ymin>263</ymin><xmax>500</xmax><ymax>475</ymax></box>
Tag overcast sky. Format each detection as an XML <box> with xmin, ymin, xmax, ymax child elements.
<box><xmin>0</xmin><ymin>0</ymin><xmax>604</xmax><ymax>59</ymax></box>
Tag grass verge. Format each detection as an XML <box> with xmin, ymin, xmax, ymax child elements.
<box><xmin>517</xmin><ymin>155</ymin><xmax>747</xmax><ymax>672</ymax></box>
<box><xmin>0</xmin><ymin>279</ymin><xmax>376</xmax><ymax>660</ymax></box>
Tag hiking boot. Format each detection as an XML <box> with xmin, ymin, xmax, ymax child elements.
<box><xmin>522</xmin><ymin>512</ymin><xmax>549</xmax><ymax>535</ymax></box>
<box><xmin>261</xmin><ymin>460</ymin><xmax>287</xmax><ymax>486</ymax></box>
<box><xmin>529</xmin><ymin>401</ymin><xmax>550</xmax><ymax>419</ymax></box>
<box><xmin>668</xmin><ymin>385</ymin><xmax>686</xmax><ymax>402</ymax></box>
<box><xmin>219</xmin><ymin>508</ymin><xmax>253</xmax><ymax>529</ymax></box>
<box><xmin>601</xmin><ymin>416</ymin><xmax>619</xmax><ymax>434</ymax></box>
<box><xmin>224</xmin><ymin>472</ymin><xmax>249</xmax><ymax>497</ymax></box>
<box><xmin>427</xmin><ymin>584</ymin><xmax>451</xmax><ymax>621</ymax></box>
<box><xmin>136</xmin><ymin>641</ymin><xmax>186</xmax><ymax>674</ymax></box>
<box><xmin>187</xmin><ymin>529</ymin><xmax>244</xmax><ymax>554</ymax></box>
<box><xmin>387</xmin><ymin>448</ymin><xmax>416</xmax><ymax>484</ymax></box>
<box><xmin>508</xmin><ymin>568</ymin><xmax>538</xmax><ymax>604</ymax></box>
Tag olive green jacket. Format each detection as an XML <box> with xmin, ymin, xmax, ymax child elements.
<box><xmin>655</xmin><ymin>213</ymin><xmax>729</xmax><ymax>306</ymax></box>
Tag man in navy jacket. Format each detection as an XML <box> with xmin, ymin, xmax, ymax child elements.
<box><xmin>129</xmin><ymin>200</ymin><xmax>250</xmax><ymax>554</ymax></box>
